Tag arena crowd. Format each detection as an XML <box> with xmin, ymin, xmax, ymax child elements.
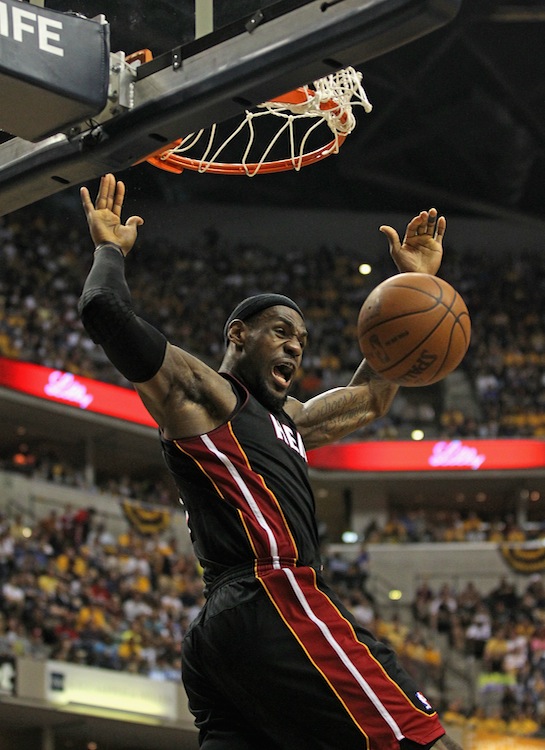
<box><xmin>1</xmin><ymin>505</ymin><xmax>545</xmax><ymax>737</ymax></box>
<box><xmin>1</xmin><ymin>198</ymin><xmax>545</xmax><ymax>439</ymax></box>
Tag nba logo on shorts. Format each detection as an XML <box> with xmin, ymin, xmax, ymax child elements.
<box><xmin>416</xmin><ymin>691</ymin><xmax>432</xmax><ymax>711</ymax></box>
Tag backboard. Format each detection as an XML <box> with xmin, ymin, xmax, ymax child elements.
<box><xmin>0</xmin><ymin>0</ymin><xmax>462</xmax><ymax>216</ymax></box>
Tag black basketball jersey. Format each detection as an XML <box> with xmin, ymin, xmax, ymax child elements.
<box><xmin>160</xmin><ymin>374</ymin><xmax>322</xmax><ymax>589</ymax></box>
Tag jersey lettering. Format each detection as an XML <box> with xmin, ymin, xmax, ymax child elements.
<box><xmin>269</xmin><ymin>414</ymin><xmax>307</xmax><ymax>462</ymax></box>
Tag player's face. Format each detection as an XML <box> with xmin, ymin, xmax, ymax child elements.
<box><xmin>236</xmin><ymin>306</ymin><xmax>308</xmax><ymax>413</ymax></box>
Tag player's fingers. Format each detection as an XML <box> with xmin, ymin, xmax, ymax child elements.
<box><xmin>112</xmin><ymin>180</ymin><xmax>126</xmax><ymax>217</ymax></box>
<box><xmin>417</xmin><ymin>210</ymin><xmax>436</xmax><ymax>236</ymax></box>
<box><xmin>101</xmin><ymin>173</ymin><xmax>116</xmax><ymax>209</ymax></box>
<box><xmin>94</xmin><ymin>174</ymin><xmax>110</xmax><ymax>209</ymax></box>
<box><xmin>414</xmin><ymin>209</ymin><xmax>440</xmax><ymax>237</ymax></box>
<box><xmin>426</xmin><ymin>208</ymin><xmax>438</xmax><ymax>234</ymax></box>
<box><xmin>408</xmin><ymin>211</ymin><xmax>427</xmax><ymax>237</ymax></box>
<box><xmin>435</xmin><ymin>216</ymin><xmax>447</xmax><ymax>241</ymax></box>
<box><xmin>105</xmin><ymin>174</ymin><xmax>117</xmax><ymax>210</ymax></box>
<box><xmin>126</xmin><ymin>215</ymin><xmax>144</xmax><ymax>229</ymax></box>
<box><xmin>379</xmin><ymin>225</ymin><xmax>401</xmax><ymax>251</ymax></box>
<box><xmin>80</xmin><ymin>186</ymin><xmax>92</xmax><ymax>214</ymax></box>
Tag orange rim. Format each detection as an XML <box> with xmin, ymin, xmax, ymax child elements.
<box><xmin>125</xmin><ymin>48</ymin><xmax>153</xmax><ymax>65</ymax></box>
<box><xmin>130</xmin><ymin>62</ymin><xmax>349</xmax><ymax>175</ymax></box>
<box><xmin>147</xmin><ymin>133</ymin><xmax>347</xmax><ymax>175</ymax></box>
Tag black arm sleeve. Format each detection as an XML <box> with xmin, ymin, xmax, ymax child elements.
<box><xmin>78</xmin><ymin>244</ymin><xmax>167</xmax><ymax>383</ymax></box>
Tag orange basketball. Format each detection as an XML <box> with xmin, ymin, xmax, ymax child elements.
<box><xmin>357</xmin><ymin>273</ymin><xmax>471</xmax><ymax>386</ymax></box>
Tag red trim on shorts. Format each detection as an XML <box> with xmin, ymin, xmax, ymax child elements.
<box><xmin>259</xmin><ymin>566</ymin><xmax>445</xmax><ymax>749</ymax></box>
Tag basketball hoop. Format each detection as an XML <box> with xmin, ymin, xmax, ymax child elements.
<box><xmin>143</xmin><ymin>66</ymin><xmax>372</xmax><ymax>176</ymax></box>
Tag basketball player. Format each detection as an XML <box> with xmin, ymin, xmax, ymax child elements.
<box><xmin>78</xmin><ymin>173</ymin><xmax>462</xmax><ymax>750</ymax></box>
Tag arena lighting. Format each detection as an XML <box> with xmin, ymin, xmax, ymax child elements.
<box><xmin>64</xmin><ymin>704</ymin><xmax>162</xmax><ymax>725</ymax></box>
<box><xmin>63</xmin><ymin>693</ymin><xmax>168</xmax><ymax>718</ymax></box>
<box><xmin>45</xmin><ymin>662</ymin><xmax>178</xmax><ymax>719</ymax></box>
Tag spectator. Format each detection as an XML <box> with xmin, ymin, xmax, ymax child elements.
<box><xmin>465</xmin><ymin>606</ymin><xmax>492</xmax><ymax>659</ymax></box>
<box><xmin>482</xmin><ymin>624</ymin><xmax>510</xmax><ymax>673</ymax></box>
<box><xmin>429</xmin><ymin>584</ymin><xmax>458</xmax><ymax>638</ymax></box>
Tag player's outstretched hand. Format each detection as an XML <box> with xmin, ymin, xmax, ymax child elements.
<box><xmin>379</xmin><ymin>208</ymin><xmax>445</xmax><ymax>276</ymax></box>
<box><xmin>80</xmin><ymin>173</ymin><xmax>144</xmax><ymax>257</ymax></box>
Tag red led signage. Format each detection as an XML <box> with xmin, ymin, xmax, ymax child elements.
<box><xmin>308</xmin><ymin>439</ymin><xmax>545</xmax><ymax>472</ymax></box>
<box><xmin>2</xmin><ymin>358</ymin><xmax>544</xmax><ymax>471</ymax></box>
<box><xmin>0</xmin><ymin>357</ymin><xmax>156</xmax><ymax>428</ymax></box>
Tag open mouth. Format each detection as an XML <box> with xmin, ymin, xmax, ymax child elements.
<box><xmin>272</xmin><ymin>363</ymin><xmax>295</xmax><ymax>387</ymax></box>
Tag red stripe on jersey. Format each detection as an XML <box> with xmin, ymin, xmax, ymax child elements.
<box><xmin>259</xmin><ymin>567</ymin><xmax>444</xmax><ymax>749</ymax></box>
<box><xmin>174</xmin><ymin>423</ymin><xmax>298</xmax><ymax>563</ymax></box>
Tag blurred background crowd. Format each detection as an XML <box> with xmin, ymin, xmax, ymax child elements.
<box><xmin>2</xmin><ymin>200</ymin><xmax>545</xmax><ymax>442</ymax></box>
<box><xmin>1</xmin><ymin>505</ymin><xmax>545</xmax><ymax>737</ymax></box>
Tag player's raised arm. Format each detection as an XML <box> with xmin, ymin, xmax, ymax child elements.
<box><xmin>286</xmin><ymin>359</ymin><xmax>398</xmax><ymax>449</ymax></box>
<box><xmin>286</xmin><ymin>207</ymin><xmax>448</xmax><ymax>448</ymax></box>
<box><xmin>78</xmin><ymin>174</ymin><xmax>168</xmax><ymax>388</ymax></box>
<box><xmin>78</xmin><ymin>174</ymin><xmax>236</xmax><ymax>435</ymax></box>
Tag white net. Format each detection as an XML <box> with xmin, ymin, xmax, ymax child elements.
<box><xmin>148</xmin><ymin>66</ymin><xmax>373</xmax><ymax>176</ymax></box>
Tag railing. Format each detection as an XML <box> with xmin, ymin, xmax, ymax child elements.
<box><xmin>0</xmin><ymin>469</ymin><xmax>192</xmax><ymax>551</ymax></box>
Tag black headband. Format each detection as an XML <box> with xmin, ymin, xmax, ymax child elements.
<box><xmin>224</xmin><ymin>293</ymin><xmax>304</xmax><ymax>342</ymax></box>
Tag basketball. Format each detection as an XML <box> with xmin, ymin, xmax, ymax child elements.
<box><xmin>357</xmin><ymin>273</ymin><xmax>471</xmax><ymax>387</ymax></box>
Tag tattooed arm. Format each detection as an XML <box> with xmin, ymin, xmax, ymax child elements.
<box><xmin>285</xmin><ymin>360</ymin><xmax>398</xmax><ymax>450</ymax></box>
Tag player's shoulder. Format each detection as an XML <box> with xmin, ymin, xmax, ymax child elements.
<box><xmin>136</xmin><ymin>342</ymin><xmax>236</xmax><ymax>430</ymax></box>
<box><xmin>284</xmin><ymin>395</ymin><xmax>304</xmax><ymax>420</ymax></box>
